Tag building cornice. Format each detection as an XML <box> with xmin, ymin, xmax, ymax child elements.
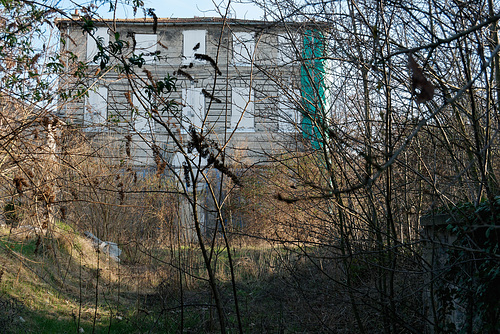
<box><xmin>55</xmin><ymin>16</ymin><xmax>321</xmax><ymax>31</ymax></box>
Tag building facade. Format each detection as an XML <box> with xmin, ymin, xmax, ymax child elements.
<box><xmin>56</xmin><ymin>16</ymin><xmax>315</xmax><ymax>170</ymax></box>
<box><xmin>55</xmin><ymin>15</ymin><xmax>329</xmax><ymax>239</ymax></box>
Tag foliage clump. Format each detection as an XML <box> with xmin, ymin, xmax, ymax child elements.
<box><xmin>439</xmin><ymin>197</ymin><xmax>500</xmax><ymax>333</ymax></box>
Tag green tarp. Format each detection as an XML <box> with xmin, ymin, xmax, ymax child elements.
<box><xmin>301</xmin><ymin>29</ymin><xmax>327</xmax><ymax>150</ymax></box>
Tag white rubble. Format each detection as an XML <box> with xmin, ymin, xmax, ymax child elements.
<box><xmin>84</xmin><ymin>231</ymin><xmax>122</xmax><ymax>262</ymax></box>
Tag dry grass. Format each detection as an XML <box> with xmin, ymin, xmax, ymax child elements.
<box><xmin>0</xmin><ymin>219</ymin><xmax>428</xmax><ymax>333</ymax></box>
<box><xmin>0</xmin><ymin>222</ymin><xmax>307</xmax><ymax>332</ymax></box>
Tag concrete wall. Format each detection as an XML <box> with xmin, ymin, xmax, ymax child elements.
<box><xmin>57</xmin><ymin>18</ymin><xmax>304</xmax><ymax>168</ymax></box>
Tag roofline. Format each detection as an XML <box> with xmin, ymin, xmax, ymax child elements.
<box><xmin>55</xmin><ymin>16</ymin><xmax>322</xmax><ymax>30</ymax></box>
<box><xmin>57</xmin><ymin>17</ymin><xmax>267</xmax><ymax>27</ymax></box>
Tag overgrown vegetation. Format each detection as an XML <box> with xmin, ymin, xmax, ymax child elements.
<box><xmin>433</xmin><ymin>197</ymin><xmax>500</xmax><ymax>333</ymax></box>
<box><xmin>0</xmin><ymin>222</ymin><xmax>344</xmax><ymax>333</ymax></box>
<box><xmin>0</xmin><ymin>0</ymin><xmax>499</xmax><ymax>333</ymax></box>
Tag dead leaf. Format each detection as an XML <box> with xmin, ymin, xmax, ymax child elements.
<box><xmin>408</xmin><ymin>54</ymin><xmax>434</xmax><ymax>103</ymax></box>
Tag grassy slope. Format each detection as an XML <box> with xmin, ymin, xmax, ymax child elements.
<box><xmin>0</xmin><ymin>222</ymin><xmax>164</xmax><ymax>334</ymax></box>
<box><xmin>0</xmin><ymin>222</ymin><xmax>346</xmax><ymax>333</ymax></box>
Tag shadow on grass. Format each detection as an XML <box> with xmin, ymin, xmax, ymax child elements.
<box><xmin>7</xmin><ymin>306</ymin><xmax>182</xmax><ymax>334</ymax></box>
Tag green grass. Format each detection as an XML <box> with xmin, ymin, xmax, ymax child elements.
<box><xmin>6</xmin><ymin>308</ymin><xmax>177</xmax><ymax>334</ymax></box>
<box><xmin>1</xmin><ymin>238</ymin><xmax>38</xmax><ymax>256</ymax></box>
<box><xmin>54</xmin><ymin>220</ymin><xmax>75</xmax><ymax>233</ymax></box>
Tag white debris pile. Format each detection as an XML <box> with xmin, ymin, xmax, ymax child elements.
<box><xmin>17</xmin><ymin>225</ymin><xmax>43</xmax><ymax>234</ymax></box>
<box><xmin>84</xmin><ymin>232</ymin><xmax>122</xmax><ymax>262</ymax></box>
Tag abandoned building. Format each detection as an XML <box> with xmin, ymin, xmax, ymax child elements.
<box><xmin>56</xmin><ymin>16</ymin><xmax>329</xmax><ymax>166</ymax></box>
<box><xmin>55</xmin><ymin>15</ymin><xmax>329</xmax><ymax>237</ymax></box>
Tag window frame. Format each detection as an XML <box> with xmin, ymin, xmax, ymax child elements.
<box><xmin>233</xmin><ymin>32</ymin><xmax>255</xmax><ymax>66</ymax></box>
<box><xmin>277</xmin><ymin>33</ymin><xmax>301</xmax><ymax>65</ymax></box>
<box><xmin>84</xmin><ymin>85</ymin><xmax>108</xmax><ymax>129</ymax></box>
<box><xmin>87</xmin><ymin>27</ymin><xmax>109</xmax><ymax>62</ymax></box>
<box><xmin>133</xmin><ymin>33</ymin><xmax>158</xmax><ymax>64</ymax></box>
<box><xmin>132</xmin><ymin>92</ymin><xmax>153</xmax><ymax>133</ymax></box>
<box><xmin>278</xmin><ymin>89</ymin><xmax>301</xmax><ymax>132</ymax></box>
<box><xmin>231</xmin><ymin>86</ymin><xmax>254</xmax><ymax>132</ymax></box>
<box><xmin>182</xmin><ymin>30</ymin><xmax>207</xmax><ymax>65</ymax></box>
<box><xmin>181</xmin><ymin>87</ymin><xmax>205</xmax><ymax>132</ymax></box>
